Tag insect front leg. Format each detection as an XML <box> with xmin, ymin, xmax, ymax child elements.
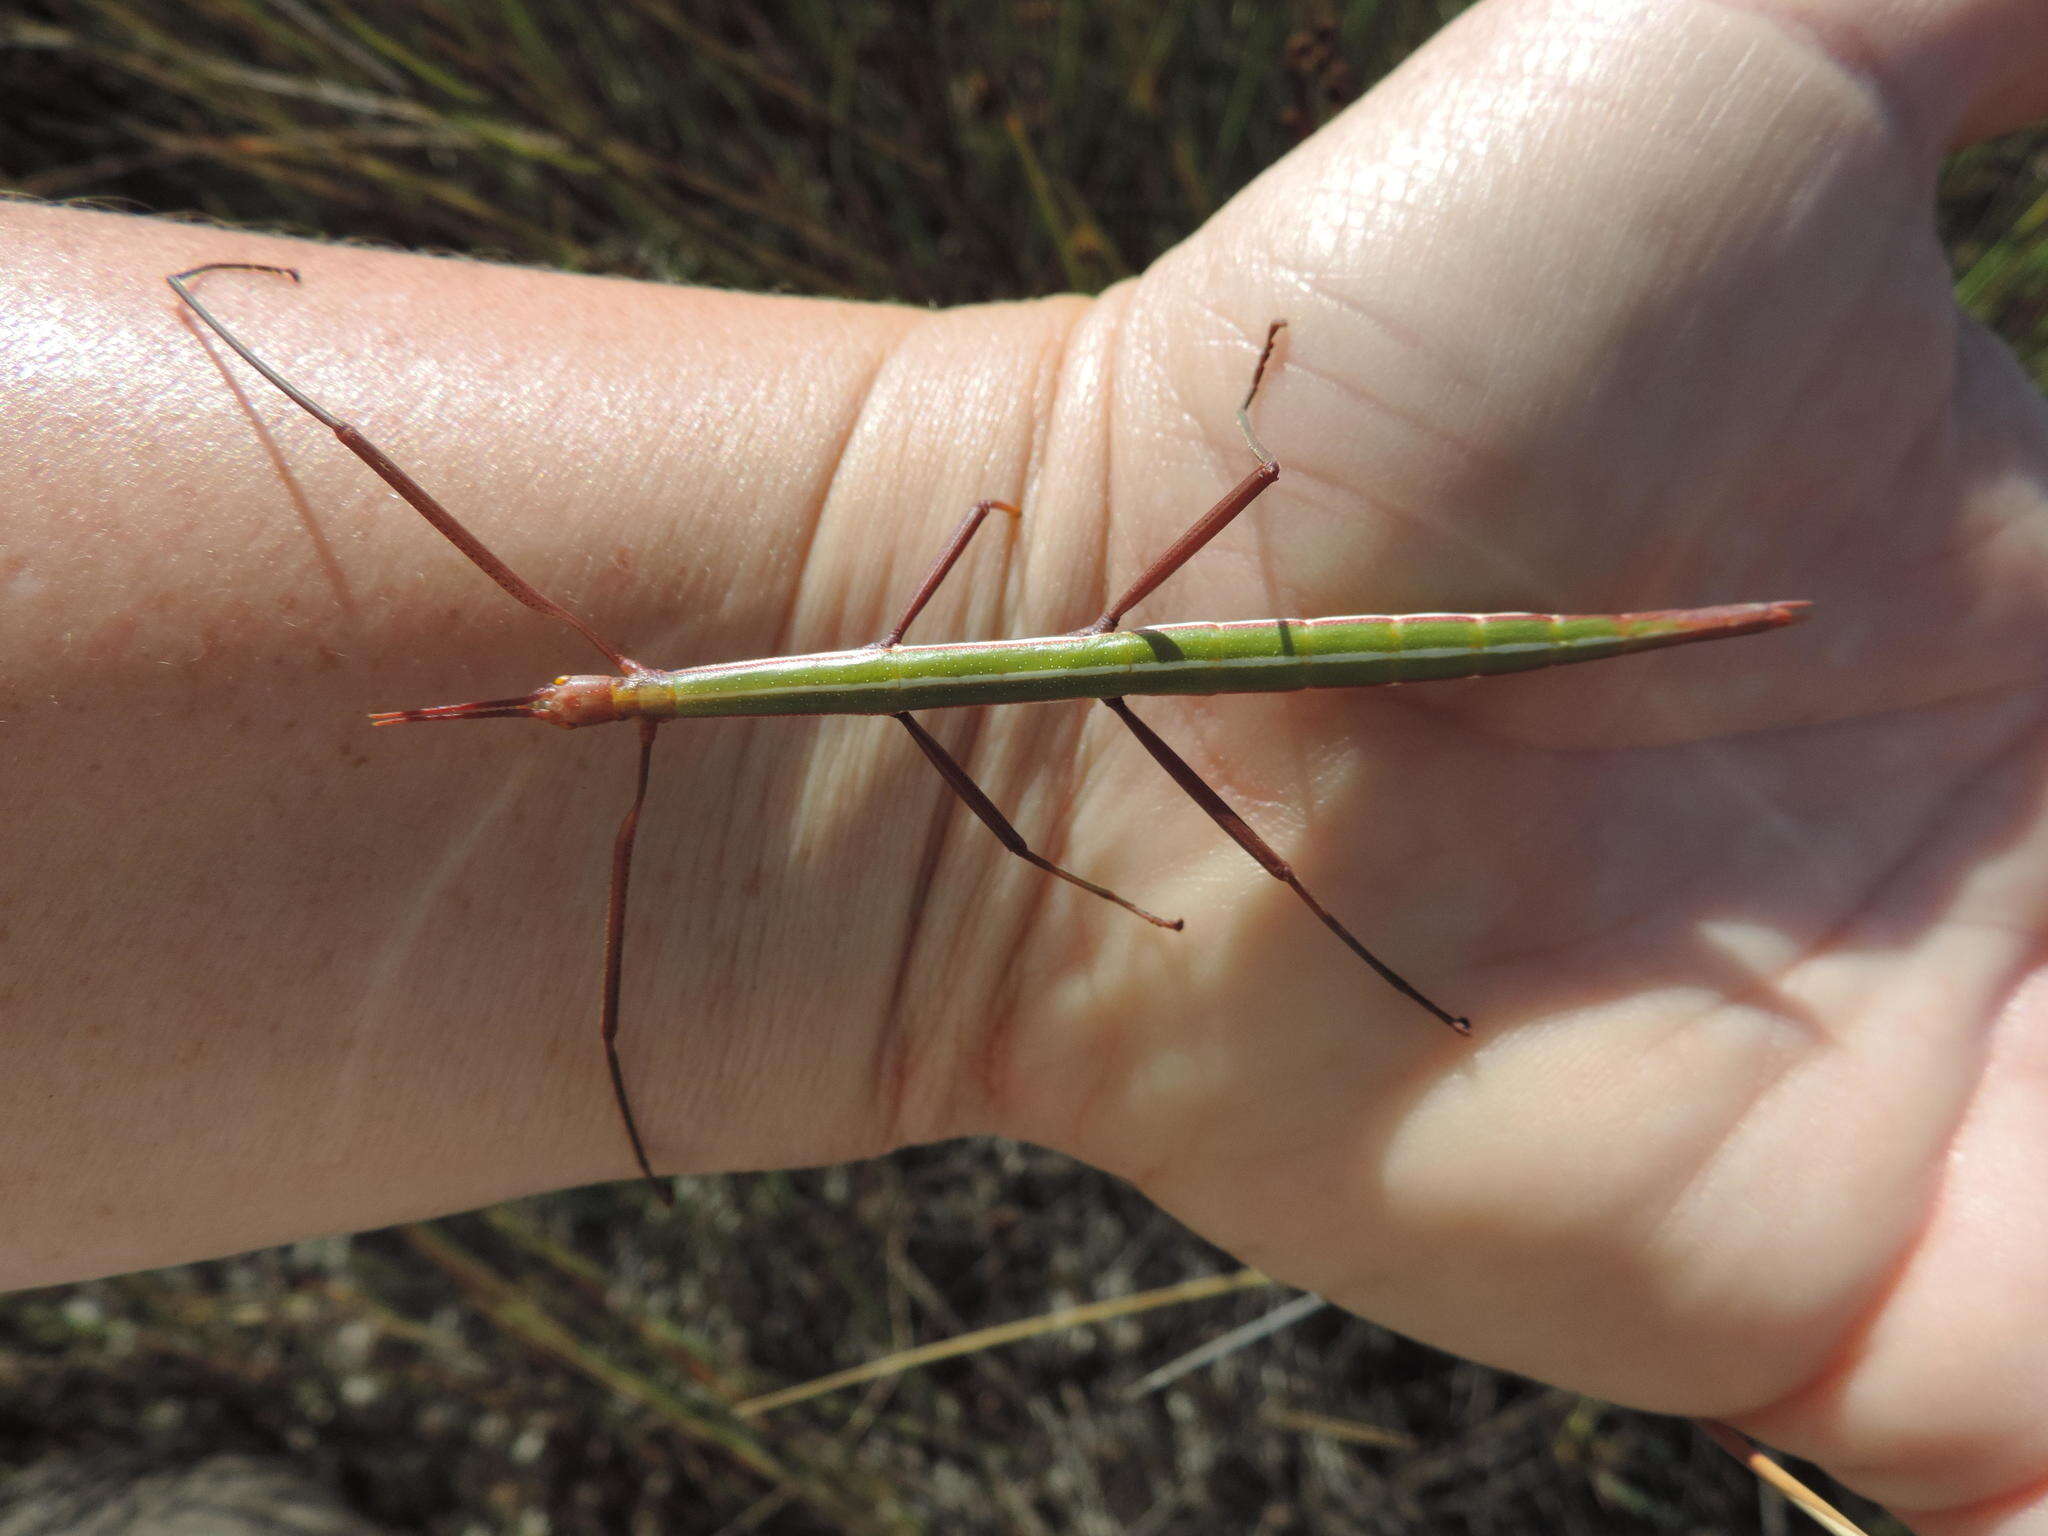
<box><xmin>876</xmin><ymin>498</ymin><xmax>1020</xmax><ymax>648</ymax></box>
<box><xmin>170</xmin><ymin>263</ymin><xmax>672</xmax><ymax>1193</ymax></box>
<box><xmin>1080</xmin><ymin>320</ymin><xmax>1288</xmax><ymax>635</ymax></box>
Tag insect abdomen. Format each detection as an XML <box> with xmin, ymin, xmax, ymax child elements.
<box><xmin>1102</xmin><ymin>608</ymin><xmax>1769</xmax><ymax>696</ymax></box>
<box><xmin>622</xmin><ymin>602</ymin><xmax>1804</xmax><ymax>720</ymax></box>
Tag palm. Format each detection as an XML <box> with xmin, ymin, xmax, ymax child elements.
<box><xmin>991</xmin><ymin>5</ymin><xmax>2048</xmax><ymax>1526</ymax></box>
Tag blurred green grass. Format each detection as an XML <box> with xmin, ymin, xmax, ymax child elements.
<box><xmin>5</xmin><ymin>1</ymin><xmax>1468</xmax><ymax>298</ymax></box>
<box><xmin>3</xmin><ymin>3</ymin><xmax>2043</xmax><ymax>1533</ymax></box>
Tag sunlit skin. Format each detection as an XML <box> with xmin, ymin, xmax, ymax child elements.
<box><xmin>7</xmin><ymin>1</ymin><xmax>2048</xmax><ymax>1528</ymax></box>
<box><xmin>169</xmin><ymin>261</ymin><xmax>1815</xmax><ymax>1188</ymax></box>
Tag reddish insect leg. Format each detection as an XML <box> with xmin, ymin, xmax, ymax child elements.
<box><xmin>601</xmin><ymin>721</ymin><xmax>671</xmax><ymax>1195</ymax></box>
<box><xmin>168</xmin><ymin>263</ymin><xmax>638</xmax><ymax>673</ymax></box>
<box><xmin>1100</xmin><ymin>703</ymin><xmax>1467</xmax><ymax>1032</ymax></box>
<box><xmin>881</xmin><ymin>496</ymin><xmax>1179</xmax><ymax>928</ymax></box>
<box><xmin>894</xmin><ymin>713</ymin><xmax>1182</xmax><ymax>930</ymax></box>
<box><xmin>170</xmin><ymin>263</ymin><xmax>674</xmax><ymax>1189</ymax></box>
<box><xmin>1077</xmin><ymin>324</ymin><xmax>1467</xmax><ymax>1031</ymax></box>
<box><xmin>1081</xmin><ymin>320</ymin><xmax>1288</xmax><ymax>635</ymax></box>
<box><xmin>878</xmin><ymin>499</ymin><xmax>1020</xmax><ymax>647</ymax></box>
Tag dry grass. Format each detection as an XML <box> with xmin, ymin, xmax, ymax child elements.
<box><xmin>0</xmin><ymin>1150</ymin><xmax>1912</xmax><ymax>1533</ymax></box>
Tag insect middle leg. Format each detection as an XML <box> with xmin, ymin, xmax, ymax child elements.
<box><xmin>879</xmin><ymin>496</ymin><xmax>1179</xmax><ymax>929</ymax></box>
<box><xmin>894</xmin><ymin>713</ymin><xmax>1181</xmax><ymax>930</ymax></box>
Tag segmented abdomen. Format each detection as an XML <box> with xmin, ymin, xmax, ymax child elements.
<box><xmin>619</xmin><ymin>602</ymin><xmax>1805</xmax><ymax>719</ymax></box>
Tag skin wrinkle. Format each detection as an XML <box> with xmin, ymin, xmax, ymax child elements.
<box><xmin>1687</xmin><ymin>0</ymin><xmax>1941</xmax><ymax>147</ymax></box>
<box><xmin>988</xmin><ymin>372</ymin><xmax>1182</xmax><ymax>1133</ymax></box>
<box><xmin>1073</xmin><ymin>299</ymin><xmax>1127</xmax><ymax>633</ymax></box>
<box><xmin>1281</xmin><ymin>425</ymin><xmax>1528</xmax><ymax>588</ymax></box>
<box><xmin>1720</xmin><ymin>714</ymin><xmax>2048</xmax><ymax>1453</ymax></box>
<box><xmin>1732</xmin><ymin>1171</ymin><xmax>1940</xmax><ymax>1436</ymax></box>
<box><xmin>1466</xmin><ymin>13</ymin><xmax>1925</xmax><ymax>602</ymax></box>
<box><xmin>766</xmin><ymin>320</ymin><xmax>907</xmax><ymax>663</ymax></box>
<box><xmin>1787</xmin><ymin>924</ymin><xmax>2048</xmax><ymax>1478</ymax></box>
<box><xmin>1624</xmin><ymin>1005</ymin><xmax>1829</xmax><ymax>1385</ymax></box>
<box><xmin>1063</xmin><ymin>694</ymin><xmax>1400</xmax><ymax>1196</ymax></box>
<box><xmin>1784</xmin><ymin>702</ymin><xmax>2043</xmax><ymax>973</ymax></box>
<box><xmin>862</xmin><ymin>329</ymin><xmax>1012</xmax><ymax>1151</ymax></box>
<box><xmin>876</xmin><ymin>306</ymin><xmax>1099</xmax><ymax>1149</ymax></box>
<box><xmin>1160</xmin><ymin>299</ymin><xmax>1301</xmax><ymax>620</ymax></box>
<box><xmin>732</xmin><ymin>317</ymin><xmax>914</xmax><ymax>1155</ymax></box>
<box><xmin>1040</xmin><ymin>307</ymin><xmax>1425</xmax><ymax>1146</ymax></box>
<box><xmin>867</xmin><ymin>661</ymin><xmax>1028</xmax><ymax>1150</ymax></box>
<box><xmin>973</xmin><ymin>299</ymin><xmax>1172</xmax><ymax>1138</ymax></box>
<box><xmin>1708</xmin><ymin>284</ymin><xmax>1923</xmax><ymax>599</ymax></box>
<box><xmin>1233</xmin><ymin>667</ymin><xmax>2033</xmax><ymax>1429</ymax></box>
<box><xmin>1302</xmin><ymin>279</ymin><xmax>1488</xmax><ymax>398</ymax></box>
<box><xmin>1312</xmin><ymin>1005</ymin><xmax>1801</xmax><ymax>1412</ymax></box>
<box><xmin>1283</xmin><ymin>347</ymin><xmax>1503</xmax><ymax>477</ymax></box>
<box><xmin>1726</xmin><ymin>1045</ymin><xmax>1995</xmax><ymax>1499</ymax></box>
<box><xmin>1248</xmin><ymin>358</ymin><xmax>1524</xmax><ymax>577</ymax></box>
<box><xmin>869</xmin><ymin>736</ymin><xmax>961</xmax><ymax>1152</ymax></box>
<box><xmin>1161</xmin><ymin>287</ymin><xmax>1515</xmax><ymax>616</ymax></box>
<box><xmin>584</xmin><ymin>315</ymin><xmax>912</xmax><ymax>1172</ymax></box>
<box><xmin>1466</xmin><ymin>995</ymin><xmax>1806</xmax><ymax>1396</ymax></box>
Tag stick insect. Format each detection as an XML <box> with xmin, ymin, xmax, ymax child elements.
<box><xmin>170</xmin><ymin>263</ymin><xmax>1807</xmax><ymax>1193</ymax></box>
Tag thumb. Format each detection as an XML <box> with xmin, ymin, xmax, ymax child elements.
<box><xmin>1753</xmin><ymin>0</ymin><xmax>2048</xmax><ymax>144</ymax></box>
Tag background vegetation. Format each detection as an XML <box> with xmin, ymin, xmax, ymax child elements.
<box><xmin>6</xmin><ymin>2</ymin><xmax>2046</xmax><ymax>1532</ymax></box>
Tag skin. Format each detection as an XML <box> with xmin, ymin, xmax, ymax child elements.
<box><xmin>6</xmin><ymin>0</ymin><xmax>2048</xmax><ymax>1526</ymax></box>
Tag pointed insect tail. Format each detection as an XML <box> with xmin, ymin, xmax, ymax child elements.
<box><xmin>1558</xmin><ymin>599</ymin><xmax>1811</xmax><ymax>666</ymax></box>
<box><xmin>1637</xmin><ymin>599</ymin><xmax>1811</xmax><ymax>637</ymax></box>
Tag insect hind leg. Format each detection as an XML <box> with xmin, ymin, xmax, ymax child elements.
<box><xmin>1099</xmin><ymin>697</ymin><xmax>1468</xmax><ymax>1032</ymax></box>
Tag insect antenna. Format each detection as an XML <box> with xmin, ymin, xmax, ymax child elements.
<box><xmin>368</xmin><ymin>695</ymin><xmax>541</xmax><ymax>724</ymax></box>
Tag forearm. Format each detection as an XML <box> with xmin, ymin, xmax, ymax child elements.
<box><xmin>0</xmin><ymin>204</ymin><xmax>1095</xmax><ymax>1283</ymax></box>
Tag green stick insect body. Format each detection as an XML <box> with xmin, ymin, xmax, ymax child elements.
<box><xmin>510</xmin><ymin>608</ymin><xmax>1801</xmax><ymax>725</ymax></box>
<box><xmin>170</xmin><ymin>264</ymin><xmax>1808</xmax><ymax>1193</ymax></box>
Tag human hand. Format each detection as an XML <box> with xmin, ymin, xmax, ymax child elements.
<box><xmin>9</xmin><ymin>4</ymin><xmax>2048</xmax><ymax>1528</ymax></box>
<box><xmin>1018</xmin><ymin>2</ymin><xmax>2048</xmax><ymax>1529</ymax></box>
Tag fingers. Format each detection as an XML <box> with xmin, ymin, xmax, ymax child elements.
<box><xmin>1742</xmin><ymin>0</ymin><xmax>2048</xmax><ymax>145</ymax></box>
